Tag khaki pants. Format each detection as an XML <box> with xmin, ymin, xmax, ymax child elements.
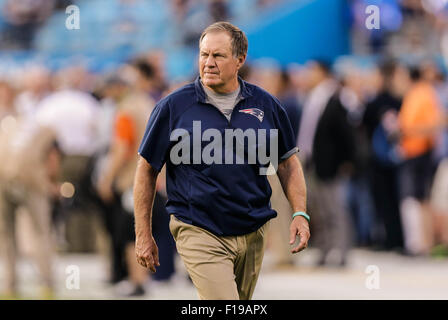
<box><xmin>0</xmin><ymin>183</ymin><xmax>53</xmax><ymax>292</ymax></box>
<box><xmin>169</xmin><ymin>215</ymin><xmax>267</xmax><ymax>300</ymax></box>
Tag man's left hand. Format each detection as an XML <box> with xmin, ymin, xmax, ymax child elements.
<box><xmin>289</xmin><ymin>216</ymin><xmax>310</xmax><ymax>253</ymax></box>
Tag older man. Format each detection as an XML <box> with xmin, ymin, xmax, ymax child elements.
<box><xmin>133</xmin><ymin>22</ymin><xmax>309</xmax><ymax>300</ymax></box>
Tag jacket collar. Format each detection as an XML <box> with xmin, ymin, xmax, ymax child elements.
<box><xmin>194</xmin><ymin>76</ymin><xmax>252</xmax><ymax>103</ymax></box>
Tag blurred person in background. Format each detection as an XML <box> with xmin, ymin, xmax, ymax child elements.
<box><xmin>93</xmin><ymin>76</ymin><xmax>124</xmax><ymax>159</ymax></box>
<box><xmin>14</xmin><ymin>65</ymin><xmax>52</xmax><ymax>121</ymax></box>
<box><xmin>91</xmin><ymin>74</ymin><xmax>128</xmax><ymax>285</ymax></box>
<box><xmin>52</xmin><ymin>65</ymin><xmax>97</xmax><ymax>93</ymax></box>
<box><xmin>96</xmin><ymin>62</ymin><xmax>153</xmax><ymax>296</ymax></box>
<box><xmin>297</xmin><ymin>60</ymin><xmax>338</xmax><ymax>167</ymax></box>
<box><xmin>248</xmin><ymin>60</ymin><xmax>302</xmax><ymax>268</ymax></box>
<box><xmin>97</xmin><ymin>59</ymin><xmax>177</xmax><ymax>296</ymax></box>
<box><xmin>131</xmin><ymin>58</ymin><xmax>165</xmax><ymax>103</ymax></box>
<box><xmin>130</xmin><ymin>59</ymin><xmax>178</xmax><ymax>286</ymax></box>
<box><xmin>398</xmin><ymin>64</ymin><xmax>444</xmax><ymax>256</ymax></box>
<box><xmin>336</xmin><ymin>64</ymin><xmax>376</xmax><ymax>249</ymax></box>
<box><xmin>34</xmin><ymin>66</ymin><xmax>101</xmax><ymax>252</ymax></box>
<box><xmin>139</xmin><ymin>50</ymin><xmax>169</xmax><ymax>102</ymax></box>
<box><xmin>248</xmin><ymin>60</ymin><xmax>301</xmax><ymax>139</ymax></box>
<box><xmin>363</xmin><ymin>60</ymin><xmax>410</xmax><ymax>251</ymax></box>
<box><xmin>296</xmin><ymin>60</ymin><xmax>338</xmax><ymax>252</ymax></box>
<box><xmin>0</xmin><ymin>114</ymin><xmax>62</xmax><ymax>299</ymax></box>
<box><xmin>311</xmin><ymin>66</ymin><xmax>358</xmax><ymax>267</ymax></box>
<box><xmin>287</xmin><ymin>63</ymin><xmax>310</xmax><ymax>108</ymax></box>
<box><xmin>278</xmin><ymin>70</ymin><xmax>302</xmax><ymax>139</ymax></box>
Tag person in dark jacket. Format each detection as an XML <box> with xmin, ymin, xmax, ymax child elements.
<box><xmin>363</xmin><ymin>60</ymin><xmax>410</xmax><ymax>251</ymax></box>
<box><xmin>312</xmin><ymin>86</ymin><xmax>357</xmax><ymax>266</ymax></box>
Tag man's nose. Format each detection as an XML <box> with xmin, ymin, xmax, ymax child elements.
<box><xmin>205</xmin><ymin>55</ymin><xmax>216</xmax><ymax>68</ymax></box>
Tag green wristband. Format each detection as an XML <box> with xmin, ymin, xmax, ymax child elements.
<box><xmin>292</xmin><ymin>211</ymin><xmax>310</xmax><ymax>222</ymax></box>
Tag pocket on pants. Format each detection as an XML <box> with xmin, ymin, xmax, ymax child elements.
<box><xmin>169</xmin><ymin>215</ymin><xmax>176</xmax><ymax>239</ymax></box>
<box><xmin>169</xmin><ymin>215</ymin><xmax>185</xmax><ymax>241</ymax></box>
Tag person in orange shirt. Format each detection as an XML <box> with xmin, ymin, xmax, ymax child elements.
<box><xmin>398</xmin><ymin>66</ymin><xmax>445</xmax><ymax>256</ymax></box>
<box><xmin>399</xmin><ymin>72</ymin><xmax>442</xmax><ymax>159</ymax></box>
<box><xmin>97</xmin><ymin>68</ymin><xmax>155</xmax><ymax>296</ymax></box>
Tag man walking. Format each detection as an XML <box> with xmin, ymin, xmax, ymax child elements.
<box><xmin>133</xmin><ymin>22</ymin><xmax>309</xmax><ymax>300</ymax></box>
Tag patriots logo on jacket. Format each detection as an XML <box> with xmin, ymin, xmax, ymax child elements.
<box><xmin>239</xmin><ymin>108</ymin><xmax>264</xmax><ymax>122</ymax></box>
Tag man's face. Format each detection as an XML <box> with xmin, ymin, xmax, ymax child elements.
<box><xmin>199</xmin><ymin>32</ymin><xmax>244</xmax><ymax>92</ymax></box>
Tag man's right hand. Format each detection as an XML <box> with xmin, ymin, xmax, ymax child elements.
<box><xmin>135</xmin><ymin>234</ymin><xmax>160</xmax><ymax>273</ymax></box>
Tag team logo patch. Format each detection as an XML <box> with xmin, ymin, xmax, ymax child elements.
<box><xmin>239</xmin><ymin>108</ymin><xmax>264</xmax><ymax>122</ymax></box>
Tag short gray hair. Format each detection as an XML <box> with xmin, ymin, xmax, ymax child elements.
<box><xmin>199</xmin><ymin>21</ymin><xmax>248</xmax><ymax>58</ymax></box>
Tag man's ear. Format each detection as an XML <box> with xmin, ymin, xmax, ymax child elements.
<box><xmin>237</xmin><ymin>54</ymin><xmax>246</xmax><ymax>70</ymax></box>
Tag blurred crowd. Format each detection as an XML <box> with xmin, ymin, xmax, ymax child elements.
<box><xmin>248</xmin><ymin>57</ymin><xmax>448</xmax><ymax>269</ymax></box>
<box><xmin>0</xmin><ymin>57</ymin><xmax>179</xmax><ymax>298</ymax></box>
<box><xmin>1</xmin><ymin>0</ymin><xmax>448</xmax><ymax>299</ymax></box>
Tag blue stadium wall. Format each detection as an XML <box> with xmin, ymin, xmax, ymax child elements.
<box><xmin>240</xmin><ymin>0</ymin><xmax>351</xmax><ymax>66</ymax></box>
